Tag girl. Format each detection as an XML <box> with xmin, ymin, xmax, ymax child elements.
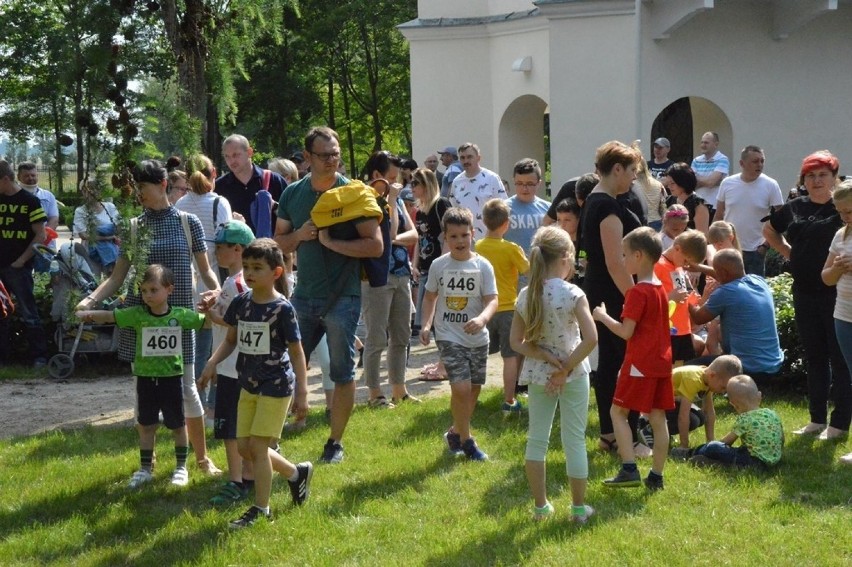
<box><xmin>510</xmin><ymin>226</ymin><xmax>598</xmax><ymax>522</ymax></box>
<box><xmin>820</xmin><ymin>181</ymin><xmax>852</xmax><ymax>464</ymax></box>
<box><xmin>708</xmin><ymin>220</ymin><xmax>740</xmax><ymax>252</ymax></box>
<box><xmin>660</xmin><ymin>204</ymin><xmax>689</xmax><ymax>250</ymax></box>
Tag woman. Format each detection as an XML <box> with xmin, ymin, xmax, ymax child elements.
<box><xmin>411</xmin><ymin>167</ymin><xmax>451</xmax><ymax>380</ymax></box>
<box><xmin>167</xmin><ymin>170</ymin><xmax>189</xmax><ymax>205</ymax></box>
<box><xmin>764</xmin><ymin>150</ymin><xmax>850</xmax><ymax>441</ymax></box>
<box><xmin>361</xmin><ymin>151</ymin><xmax>420</xmax><ymax>406</ymax></box>
<box><xmin>581</xmin><ymin>141</ymin><xmax>649</xmax><ymax>456</ymax></box>
<box><xmin>72</xmin><ymin>179</ymin><xmax>121</xmax><ymax>277</ymax></box>
<box><xmin>268</xmin><ymin>158</ymin><xmax>299</xmax><ymax>185</ymax></box>
<box><xmin>76</xmin><ymin>159</ymin><xmax>221</xmax><ymax>474</ymax></box>
<box><xmin>665</xmin><ymin>163</ymin><xmax>710</xmax><ymax>236</ymax></box>
<box><xmin>631</xmin><ymin>142</ymin><xmax>667</xmax><ymax>231</ymax></box>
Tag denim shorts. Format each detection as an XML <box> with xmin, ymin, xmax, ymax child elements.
<box><xmin>291</xmin><ymin>295</ymin><xmax>361</xmax><ymax>385</ymax></box>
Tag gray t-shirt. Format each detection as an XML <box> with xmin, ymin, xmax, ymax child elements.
<box><xmin>425</xmin><ymin>253</ymin><xmax>497</xmax><ymax>348</ymax></box>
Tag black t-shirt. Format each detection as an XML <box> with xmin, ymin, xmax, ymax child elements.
<box><xmin>0</xmin><ymin>188</ymin><xmax>45</xmax><ymax>268</ymax></box>
<box><xmin>647</xmin><ymin>159</ymin><xmax>674</xmax><ymax>181</ymax></box>
<box><xmin>415</xmin><ymin>197</ymin><xmax>450</xmax><ymax>272</ymax></box>
<box><xmin>618</xmin><ymin>183</ymin><xmax>648</xmax><ymax>227</ymax></box>
<box><xmin>666</xmin><ymin>193</ymin><xmax>707</xmax><ymax>230</ymax></box>
<box><xmin>214</xmin><ymin>165</ymin><xmax>285</xmax><ymax>233</ymax></box>
<box><xmin>768</xmin><ymin>196</ymin><xmax>842</xmax><ymax>294</ymax></box>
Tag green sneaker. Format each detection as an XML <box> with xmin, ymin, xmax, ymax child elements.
<box><xmin>210</xmin><ymin>481</ymin><xmax>248</xmax><ymax>505</ymax></box>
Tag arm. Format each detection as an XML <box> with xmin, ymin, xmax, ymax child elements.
<box><xmin>288</xmin><ymin>340</ymin><xmax>309</xmax><ymax>422</ymax></box>
<box><xmin>75</xmin><ymin>256</ymin><xmax>131</xmax><ymax>310</ymax></box>
<box><xmin>677</xmin><ymin>397</ymin><xmax>693</xmax><ymax>448</ymax></box>
<box><xmin>720</xmin><ymin>431</ymin><xmax>738</xmax><ymax>446</ymax></box>
<box><xmin>694</xmin><ymin>204</ymin><xmax>710</xmax><ymax>236</ymax></box>
<box><xmin>393</xmin><ymin>198</ymin><xmax>418</xmax><ymax>247</ymax></box>
<box><xmin>411</xmin><ymin>240</ymin><xmax>421</xmax><ymax>281</ymax></box>
<box><xmin>592</xmin><ymin>303</ymin><xmax>637</xmax><ymax>341</ymax></box>
<box><xmin>419</xmin><ymin>289</ymin><xmax>438</xmax><ymax>345</ymax></box>
<box><xmin>198</xmin><ymin>325</ymin><xmax>237</xmax><ymax>389</ymax></box>
<box><xmin>11</xmin><ymin>222</ymin><xmax>46</xmax><ymax>268</ymax></box>
<box><xmin>509</xmin><ymin>310</ymin><xmax>560</xmax><ymax>366</ymax></box>
<box><xmin>712</xmin><ymin>200</ymin><xmax>726</xmax><ymax>224</ymax></box>
<box><xmin>821</xmin><ymin>251</ymin><xmax>851</xmax><ymax>286</ymax></box>
<box><xmin>464</xmin><ymin>294</ymin><xmax>498</xmax><ymax>335</ymax></box>
<box><xmin>73</xmin><ymin>207</ymin><xmax>88</xmax><ymax>240</ymax></box>
<box><xmin>194</xmin><ymin>250</ymin><xmax>220</xmax><ymax>292</ymax></box>
<box><xmin>551</xmin><ymin>295</ymin><xmax>599</xmax><ymax>387</ymax></box>
<box><xmin>75</xmin><ymin>310</ymin><xmax>116</xmax><ymax>324</ymax></box>
<box><xmin>702</xmin><ymin>392</ymin><xmax>716</xmax><ymax>443</ymax></box>
<box><xmin>317</xmin><ymin>217</ymin><xmax>383</xmax><ymax>258</ymax></box>
<box><xmin>600</xmin><ymin>215</ymin><xmax>634</xmax><ymax>295</ymax></box>
<box><xmin>688</xmin><ymin>302</ymin><xmax>717</xmax><ymax>326</ymax></box>
<box><xmin>696</xmin><ymin>171</ymin><xmax>724</xmax><ymax>189</ymax></box>
<box><xmin>763</xmin><ymin>220</ymin><xmax>791</xmax><ymax>260</ymax></box>
<box><xmin>274</xmin><ymin>217</ymin><xmax>317</xmax><ymax>255</ymax></box>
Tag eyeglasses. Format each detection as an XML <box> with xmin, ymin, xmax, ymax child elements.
<box><xmin>311</xmin><ymin>151</ymin><xmax>341</xmax><ymax>163</ymax></box>
<box><xmin>410</xmin><ymin>180</ymin><xmax>420</xmax><ymax>188</ymax></box>
<box><xmin>515</xmin><ymin>182</ymin><xmax>538</xmax><ymax>189</ymax></box>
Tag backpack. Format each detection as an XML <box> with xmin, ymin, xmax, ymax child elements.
<box><xmin>250</xmin><ymin>170</ymin><xmax>274</xmax><ymax>238</ymax></box>
<box><xmin>0</xmin><ymin>278</ymin><xmax>14</xmax><ymax>319</ymax></box>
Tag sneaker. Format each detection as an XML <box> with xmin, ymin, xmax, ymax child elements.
<box><xmin>644</xmin><ymin>474</ymin><xmax>664</xmax><ymax>492</ymax></box>
<box><xmin>171</xmin><ymin>467</ymin><xmax>189</xmax><ymax>487</ymax></box>
<box><xmin>817</xmin><ymin>426</ymin><xmax>848</xmax><ymax>440</ymax></box>
<box><xmin>197</xmin><ymin>457</ymin><xmax>222</xmax><ymax>476</ymax></box>
<box><xmin>367</xmin><ymin>396</ymin><xmax>395</xmax><ymax>409</ymax></box>
<box><xmin>572</xmin><ymin>504</ymin><xmax>596</xmax><ymax>524</ymax></box>
<box><xmin>533</xmin><ymin>501</ymin><xmax>554</xmax><ymax>521</ymax></box>
<box><xmin>319</xmin><ymin>440</ymin><xmax>344</xmax><ymax>464</ymax></box>
<box><xmin>501</xmin><ymin>399</ymin><xmax>523</xmax><ymax>417</ymax></box>
<box><xmin>461</xmin><ymin>437</ymin><xmax>489</xmax><ymax>461</ymax></box>
<box><xmin>793</xmin><ymin>422</ymin><xmax>826</xmax><ymax>436</ymax></box>
<box><xmin>602</xmin><ymin>468</ymin><xmax>641</xmax><ymax>488</ymax></box>
<box><xmin>229</xmin><ymin>505</ymin><xmax>271</xmax><ymax>529</ymax></box>
<box><xmin>670</xmin><ymin>447</ymin><xmax>692</xmax><ymax>460</ymax></box>
<box><xmin>444</xmin><ymin>429</ymin><xmax>463</xmax><ymax>455</ymax></box>
<box><xmin>288</xmin><ymin>462</ymin><xmax>313</xmax><ymax>506</ymax></box>
<box><xmin>637</xmin><ymin>424</ymin><xmax>655</xmax><ymax>449</ymax></box>
<box><xmin>210</xmin><ymin>481</ymin><xmax>249</xmax><ymax>505</ymax></box>
<box><xmin>128</xmin><ymin>468</ymin><xmax>153</xmax><ymax>489</ymax></box>
<box><xmin>839</xmin><ymin>452</ymin><xmax>852</xmax><ymax>465</ymax></box>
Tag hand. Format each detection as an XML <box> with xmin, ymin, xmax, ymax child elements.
<box><xmin>463</xmin><ymin>316</ymin><xmax>485</xmax><ymax>334</ymax></box>
<box><xmin>196</xmin><ymin>290</ymin><xmax>220</xmax><ymax>313</ymax></box>
<box><xmin>669</xmin><ymin>288</ymin><xmax>690</xmax><ymax>303</ymax></box>
<box><xmin>300</xmin><ymin>220</ymin><xmax>319</xmax><ymax>243</ymax></box>
<box><xmin>411</xmin><ymin>266</ymin><xmax>420</xmax><ymax>282</ymax></box>
<box><xmin>292</xmin><ymin>392</ymin><xmax>308</xmax><ymax>422</ymax></box>
<box><xmin>197</xmin><ymin>364</ymin><xmax>216</xmax><ymax>390</ymax></box>
<box><xmin>232</xmin><ymin>212</ymin><xmax>246</xmax><ymax>222</ymax></box>
<box><xmin>388</xmin><ymin>182</ymin><xmax>402</xmax><ymax>200</ymax></box>
<box><xmin>10</xmin><ymin>260</ymin><xmax>24</xmax><ymax>269</ymax></box>
<box><xmin>419</xmin><ymin>327</ymin><xmax>431</xmax><ymax>346</ymax></box>
<box><xmin>592</xmin><ymin>302</ymin><xmax>607</xmax><ymax>321</ymax></box>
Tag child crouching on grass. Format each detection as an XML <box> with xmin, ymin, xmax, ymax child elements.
<box><xmin>593</xmin><ymin>227</ymin><xmax>674</xmax><ymax>491</ymax></box>
<box><xmin>78</xmin><ymin>264</ymin><xmax>205</xmax><ymax>489</ymax></box>
<box><xmin>199</xmin><ymin>238</ymin><xmax>311</xmax><ymax>529</ymax></box>
<box><xmin>509</xmin><ymin>226</ymin><xmax>598</xmax><ymax>522</ymax></box>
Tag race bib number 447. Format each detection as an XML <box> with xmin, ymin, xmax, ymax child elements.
<box><xmin>238</xmin><ymin>321</ymin><xmax>271</xmax><ymax>355</ymax></box>
<box><xmin>142</xmin><ymin>327</ymin><xmax>182</xmax><ymax>357</ymax></box>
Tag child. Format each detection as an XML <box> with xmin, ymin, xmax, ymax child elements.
<box><xmin>420</xmin><ymin>207</ymin><xmax>498</xmax><ymax>460</ymax></box>
<box><xmin>78</xmin><ymin>265</ymin><xmax>206</xmax><ymax>489</ymax></box>
<box><xmin>654</xmin><ymin>229</ymin><xmax>707</xmax><ymax>366</ymax></box>
<box><xmin>509</xmin><ymin>226</ymin><xmax>598</xmax><ymax>522</ymax></box>
<box><xmin>198</xmin><ymin>220</ymin><xmax>255</xmax><ymax>504</ymax></box>
<box><xmin>199</xmin><ymin>238</ymin><xmax>311</xmax><ymax>529</ymax></box>
<box><xmin>708</xmin><ymin>220</ymin><xmax>741</xmax><ymax>252</ymax></box>
<box><xmin>660</xmin><ymin>204</ymin><xmax>689</xmax><ymax>250</ymax></box>
<box><xmin>592</xmin><ymin>227</ymin><xmax>674</xmax><ymax>491</ymax></box>
<box><xmin>690</xmin><ymin>374</ymin><xmax>784</xmax><ymax>468</ymax></box>
<box><xmin>475</xmin><ymin>199</ymin><xmax>529</xmax><ymax>415</ymax></box>
<box><xmin>555</xmin><ymin>198</ymin><xmax>587</xmax><ymax>284</ymax></box>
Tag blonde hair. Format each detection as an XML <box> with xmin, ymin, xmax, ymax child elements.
<box><xmin>268</xmin><ymin>158</ymin><xmax>298</xmax><ymax>183</ymax></box>
<box><xmin>708</xmin><ymin>354</ymin><xmax>743</xmax><ymax>380</ymax></box>
<box><xmin>726</xmin><ymin>374</ymin><xmax>761</xmax><ymax>406</ymax></box>
<box><xmin>525</xmin><ymin>226</ymin><xmax>575</xmax><ymax>342</ymax></box>
<box><xmin>595</xmin><ymin>140</ymin><xmax>640</xmax><ymax>175</ymax></box>
<box><xmin>412</xmin><ymin>167</ymin><xmax>439</xmax><ymax>210</ymax></box>
<box><xmin>835</xmin><ymin>180</ymin><xmax>852</xmax><ymax>240</ymax></box>
<box><xmin>623</xmin><ymin>226</ymin><xmax>663</xmax><ymax>262</ymax></box>
<box><xmin>185</xmin><ymin>154</ymin><xmax>215</xmax><ymax>195</ymax></box>
<box><xmin>673</xmin><ymin>229</ymin><xmax>708</xmax><ymax>263</ymax></box>
<box><xmin>708</xmin><ymin>221</ymin><xmax>741</xmax><ymax>251</ymax></box>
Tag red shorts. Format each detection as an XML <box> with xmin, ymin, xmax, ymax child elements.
<box><xmin>612</xmin><ymin>372</ymin><xmax>675</xmax><ymax>414</ymax></box>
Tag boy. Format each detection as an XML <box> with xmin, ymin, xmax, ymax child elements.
<box><xmin>475</xmin><ymin>199</ymin><xmax>529</xmax><ymax>415</ymax></box>
<box><xmin>200</xmin><ymin>239</ymin><xmax>311</xmax><ymax>529</ymax></box>
<box><xmin>592</xmin><ymin>227</ymin><xmax>674</xmax><ymax>491</ymax></box>
<box><xmin>555</xmin><ymin>198</ymin><xmax>586</xmax><ymax>284</ymax></box>
<box><xmin>198</xmin><ymin>220</ymin><xmax>255</xmax><ymax>504</ymax></box>
<box><xmin>78</xmin><ymin>265</ymin><xmax>205</xmax><ymax>489</ymax></box>
<box><xmin>420</xmin><ymin>207</ymin><xmax>498</xmax><ymax>460</ymax></box>
<box><xmin>654</xmin><ymin>229</ymin><xmax>707</xmax><ymax>366</ymax></box>
<box><xmin>690</xmin><ymin>374</ymin><xmax>784</xmax><ymax>468</ymax></box>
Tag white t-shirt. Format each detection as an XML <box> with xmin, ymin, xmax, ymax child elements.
<box><xmin>691</xmin><ymin>151</ymin><xmax>729</xmax><ymax>207</ymax></box>
<box><xmin>718</xmin><ymin>173</ymin><xmax>784</xmax><ymax>251</ymax></box>
<box><xmin>425</xmin><ymin>253</ymin><xmax>497</xmax><ymax>348</ymax></box>
<box><xmin>829</xmin><ymin>228</ymin><xmax>852</xmax><ymax>323</ymax></box>
<box><xmin>211</xmin><ymin>271</ymin><xmax>247</xmax><ymax>378</ymax></box>
<box><xmin>516</xmin><ymin>278</ymin><xmax>591</xmax><ymax>386</ymax></box>
<box><xmin>175</xmin><ymin>191</ymin><xmax>232</xmax><ymax>284</ymax></box>
<box><xmin>449</xmin><ymin>167</ymin><xmax>508</xmax><ymax>240</ymax></box>
<box><xmin>72</xmin><ymin>202</ymin><xmax>121</xmax><ymax>244</ymax></box>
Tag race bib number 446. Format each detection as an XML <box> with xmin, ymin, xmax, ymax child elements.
<box><xmin>442</xmin><ymin>269</ymin><xmax>481</xmax><ymax>298</ymax></box>
<box><xmin>238</xmin><ymin>321</ymin><xmax>271</xmax><ymax>355</ymax></box>
<box><xmin>142</xmin><ymin>327</ymin><xmax>182</xmax><ymax>357</ymax></box>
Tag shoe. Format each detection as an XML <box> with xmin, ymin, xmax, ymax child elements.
<box><xmin>444</xmin><ymin>429</ymin><xmax>463</xmax><ymax>455</ymax></box>
<box><xmin>637</xmin><ymin>424</ymin><xmax>655</xmax><ymax>449</ymax></box>
<box><xmin>602</xmin><ymin>468</ymin><xmax>641</xmax><ymax>488</ymax></box>
<box><xmin>229</xmin><ymin>506</ymin><xmax>271</xmax><ymax>529</ymax></box>
<box><xmin>171</xmin><ymin>467</ymin><xmax>189</xmax><ymax>487</ymax></box>
<box><xmin>840</xmin><ymin>452</ymin><xmax>852</xmax><ymax>465</ymax></box>
<box><xmin>197</xmin><ymin>457</ymin><xmax>222</xmax><ymax>476</ymax></box>
<box><xmin>367</xmin><ymin>396</ymin><xmax>395</xmax><ymax>409</ymax></box>
<box><xmin>598</xmin><ymin>437</ymin><xmax>618</xmax><ymax>452</ymax></box>
<box><xmin>818</xmin><ymin>426</ymin><xmax>848</xmax><ymax>440</ymax></box>
<box><xmin>288</xmin><ymin>462</ymin><xmax>313</xmax><ymax>506</ymax></box>
<box><xmin>793</xmin><ymin>422</ymin><xmax>826</xmax><ymax>435</ymax></box>
<box><xmin>670</xmin><ymin>447</ymin><xmax>692</xmax><ymax>460</ymax></box>
<box><xmin>284</xmin><ymin>419</ymin><xmax>307</xmax><ymax>432</ymax></box>
<box><xmin>533</xmin><ymin>501</ymin><xmax>554</xmax><ymax>521</ymax></box>
<box><xmin>689</xmin><ymin>454</ymin><xmax>716</xmax><ymax>468</ymax></box>
<box><xmin>392</xmin><ymin>394</ymin><xmax>422</xmax><ymax>405</ymax></box>
<box><xmin>128</xmin><ymin>468</ymin><xmax>153</xmax><ymax>489</ymax></box>
<box><xmin>501</xmin><ymin>399</ymin><xmax>523</xmax><ymax>417</ymax></box>
<box><xmin>572</xmin><ymin>504</ymin><xmax>596</xmax><ymax>524</ymax></box>
<box><xmin>633</xmin><ymin>442</ymin><xmax>653</xmax><ymax>459</ymax></box>
<box><xmin>461</xmin><ymin>437</ymin><xmax>489</xmax><ymax>461</ymax></box>
<box><xmin>644</xmin><ymin>474</ymin><xmax>664</xmax><ymax>492</ymax></box>
<box><xmin>319</xmin><ymin>440</ymin><xmax>344</xmax><ymax>464</ymax></box>
<box><xmin>210</xmin><ymin>481</ymin><xmax>249</xmax><ymax>505</ymax></box>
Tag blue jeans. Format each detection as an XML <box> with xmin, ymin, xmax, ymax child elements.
<box><xmin>742</xmin><ymin>250</ymin><xmax>765</xmax><ymax>277</ymax></box>
<box><xmin>0</xmin><ymin>265</ymin><xmax>48</xmax><ymax>361</ymax></box>
<box><xmin>693</xmin><ymin>441</ymin><xmax>763</xmax><ymax>468</ymax></box>
<box><xmin>291</xmin><ymin>295</ymin><xmax>361</xmax><ymax>385</ymax></box>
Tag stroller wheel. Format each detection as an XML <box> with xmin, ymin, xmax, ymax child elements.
<box><xmin>48</xmin><ymin>354</ymin><xmax>75</xmax><ymax>380</ymax></box>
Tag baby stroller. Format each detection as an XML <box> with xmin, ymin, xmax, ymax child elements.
<box><xmin>34</xmin><ymin>242</ymin><xmax>120</xmax><ymax>379</ymax></box>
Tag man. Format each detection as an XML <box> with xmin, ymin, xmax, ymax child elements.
<box><xmin>449</xmin><ymin>142</ymin><xmax>508</xmax><ymax>240</ymax></box>
<box><xmin>715</xmin><ymin>146</ymin><xmax>784</xmax><ymax>276</ymax></box>
<box><xmin>647</xmin><ymin>137</ymin><xmax>674</xmax><ymax>181</ymax></box>
<box><xmin>400</xmin><ymin>158</ymin><xmax>417</xmax><ymax>188</ymax></box>
<box><xmin>688</xmin><ymin>249</ymin><xmax>783</xmax><ymax>378</ymax></box>
<box><xmin>690</xmin><ymin>131</ymin><xmax>730</xmax><ymax>215</ymax></box>
<box><xmin>215</xmin><ymin>134</ymin><xmax>287</xmax><ymax>235</ymax></box>
<box><xmin>274</xmin><ymin>126</ymin><xmax>383</xmax><ymax>464</ymax></box>
<box><xmin>504</xmin><ymin>158</ymin><xmax>550</xmax><ymax>255</ymax></box>
<box><xmin>17</xmin><ymin>162</ymin><xmax>59</xmax><ymax>230</ymax></box>
<box><xmin>438</xmin><ymin>145</ymin><xmax>462</xmax><ymax>199</ymax></box>
<box><xmin>291</xmin><ymin>151</ymin><xmax>310</xmax><ymax>179</ymax></box>
<box><xmin>0</xmin><ymin>160</ymin><xmax>48</xmax><ymax>366</ymax></box>
<box><xmin>423</xmin><ymin>153</ymin><xmax>443</xmax><ymax>186</ymax></box>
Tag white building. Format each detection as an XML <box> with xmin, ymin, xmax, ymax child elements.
<box><xmin>400</xmin><ymin>0</ymin><xmax>852</xmax><ymax>193</ymax></box>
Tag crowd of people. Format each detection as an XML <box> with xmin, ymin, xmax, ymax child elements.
<box><xmin>0</xmin><ymin>126</ymin><xmax>850</xmax><ymax>528</ymax></box>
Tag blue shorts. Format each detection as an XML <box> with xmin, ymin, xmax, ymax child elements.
<box><xmin>291</xmin><ymin>295</ymin><xmax>361</xmax><ymax>385</ymax></box>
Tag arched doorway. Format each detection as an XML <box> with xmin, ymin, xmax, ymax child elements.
<box><xmin>498</xmin><ymin>94</ymin><xmax>549</xmax><ymax>196</ymax></box>
<box><xmin>651</xmin><ymin>97</ymin><xmax>732</xmax><ymax>166</ymax></box>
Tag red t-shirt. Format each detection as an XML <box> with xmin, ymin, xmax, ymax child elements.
<box><xmin>620</xmin><ymin>281</ymin><xmax>672</xmax><ymax>378</ymax></box>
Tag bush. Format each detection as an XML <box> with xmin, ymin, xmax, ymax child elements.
<box><xmin>766</xmin><ymin>273</ymin><xmax>806</xmax><ymax>384</ymax></box>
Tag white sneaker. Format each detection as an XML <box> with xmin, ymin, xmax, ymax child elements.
<box><xmin>128</xmin><ymin>469</ymin><xmax>153</xmax><ymax>489</ymax></box>
<box><xmin>572</xmin><ymin>504</ymin><xmax>596</xmax><ymax>524</ymax></box>
<box><xmin>171</xmin><ymin>467</ymin><xmax>189</xmax><ymax>487</ymax></box>
<box><xmin>839</xmin><ymin>452</ymin><xmax>852</xmax><ymax>465</ymax></box>
<box><xmin>817</xmin><ymin>426</ymin><xmax>847</xmax><ymax>440</ymax></box>
<box><xmin>793</xmin><ymin>423</ymin><xmax>826</xmax><ymax>435</ymax></box>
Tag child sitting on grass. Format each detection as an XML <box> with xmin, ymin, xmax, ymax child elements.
<box><xmin>690</xmin><ymin>374</ymin><xmax>784</xmax><ymax>468</ymax></box>
<box><xmin>200</xmin><ymin>238</ymin><xmax>311</xmax><ymax>529</ymax></box>
<box><xmin>78</xmin><ymin>264</ymin><xmax>205</xmax><ymax>489</ymax></box>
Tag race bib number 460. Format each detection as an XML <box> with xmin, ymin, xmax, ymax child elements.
<box><xmin>442</xmin><ymin>269</ymin><xmax>481</xmax><ymax>298</ymax></box>
<box><xmin>141</xmin><ymin>327</ymin><xmax>182</xmax><ymax>357</ymax></box>
<box><xmin>238</xmin><ymin>321</ymin><xmax>271</xmax><ymax>355</ymax></box>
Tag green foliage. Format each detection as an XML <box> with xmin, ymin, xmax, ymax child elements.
<box><xmin>767</xmin><ymin>273</ymin><xmax>806</xmax><ymax>383</ymax></box>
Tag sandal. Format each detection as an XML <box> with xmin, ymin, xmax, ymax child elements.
<box><xmin>598</xmin><ymin>437</ymin><xmax>618</xmax><ymax>452</ymax></box>
<box><xmin>367</xmin><ymin>396</ymin><xmax>395</xmax><ymax>409</ymax></box>
<box><xmin>392</xmin><ymin>394</ymin><xmax>422</xmax><ymax>404</ymax></box>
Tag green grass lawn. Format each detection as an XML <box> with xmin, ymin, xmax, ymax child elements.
<box><xmin>1</xmin><ymin>387</ymin><xmax>850</xmax><ymax>566</ymax></box>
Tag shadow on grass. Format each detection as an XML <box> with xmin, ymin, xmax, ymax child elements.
<box><xmin>773</xmin><ymin>431</ymin><xmax>852</xmax><ymax>508</ymax></box>
<box><xmin>19</xmin><ymin>426</ymin><xmax>134</xmax><ymax>462</ymax></box>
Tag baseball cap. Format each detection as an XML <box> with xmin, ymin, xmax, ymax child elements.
<box><xmin>437</xmin><ymin>145</ymin><xmax>458</xmax><ymax>157</ymax></box>
<box><xmin>399</xmin><ymin>187</ymin><xmax>415</xmax><ymax>202</ymax></box>
<box><xmin>209</xmin><ymin>220</ymin><xmax>255</xmax><ymax>246</ymax></box>
<box><xmin>290</xmin><ymin>151</ymin><xmax>305</xmax><ymax>163</ymax></box>
<box><xmin>653</xmin><ymin>137</ymin><xmax>671</xmax><ymax>148</ymax></box>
